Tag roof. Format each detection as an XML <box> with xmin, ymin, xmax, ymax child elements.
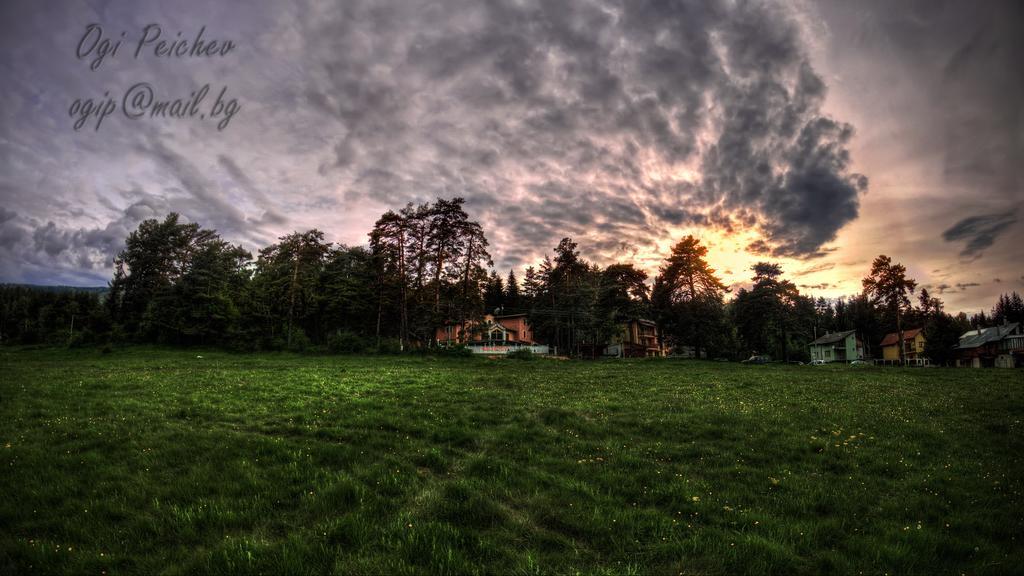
<box><xmin>956</xmin><ymin>322</ymin><xmax>1021</xmax><ymax>349</ymax></box>
<box><xmin>809</xmin><ymin>330</ymin><xmax>856</xmax><ymax>346</ymax></box>
<box><xmin>880</xmin><ymin>328</ymin><xmax>923</xmax><ymax>347</ymax></box>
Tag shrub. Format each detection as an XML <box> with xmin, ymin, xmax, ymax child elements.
<box><xmin>285</xmin><ymin>329</ymin><xmax>312</xmax><ymax>352</ymax></box>
<box><xmin>506</xmin><ymin>348</ymin><xmax>536</xmax><ymax>360</ymax></box>
<box><xmin>411</xmin><ymin>344</ymin><xmax>472</xmax><ymax>357</ymax></box>
<box><xmin>373</xmin><ymin>338</ymin><xmax>403</xmax><ymax>355</ymax></box>
<box><xmin>436</xmin><ymin>345</ymin><xmax>473</xmax><ymax>358</ymax></box>
<box><xmin>327</xmin><ymin>331</ymin><xmax>369</xmax><ymax>354</ymax></box>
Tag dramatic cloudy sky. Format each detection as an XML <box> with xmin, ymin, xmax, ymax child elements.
<box><xmin>0</xmin><ymin>0</ymin><xmax>1020</xmax><ymax>313</ymax></box>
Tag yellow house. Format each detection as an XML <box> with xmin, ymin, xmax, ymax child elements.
<box><xmin>880</xmin><ymin>328</ymin><xmax>926</xmax><ymax>361</ymax></box>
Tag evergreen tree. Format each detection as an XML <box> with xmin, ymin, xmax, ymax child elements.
<box><xmin>862</xmin><ymin>255</ymin><xmax>917</xmax><ymax>363</ymax></box>
<box><xmin>529</xmin><ymin>238</ymin><xmax>595</xmax><ymax>357</ymax></box>
<box><xmin>504</xmin><ymin>269</ymin><xmax>521</xmax><ymax>312</ymax></box>
<box><xmin>733</xmin><ymin>263</ymin><xmax>810</xmax><ymax>360</ymax></box>
<box><xmin>109</xmin><ymin>213</ymin><xmax>249</xmax><ymax>343</ymax></box>
<box><xmin>521</xmin><ymin>265</ymin><xmax>542</xmax><ymax>315</ymax></box>
<box><xmin>455</xmin><ymin>219</ymin><xmax>491</xmax><ymax>337</ymax></box>
<box><xmin>483</xmin><ymin>270</ymin><xmax>505</xmax><ymax>314</ymax></box>
<box><xmin>591</xmin><ymin>263</ymin><xmax>651</xmax><ymax>356</ymax></box>
<box><xmin>253</xmin><ymin>230</ymin><xmax>330</xmax><ymax>349</ymax></box>
<box><xmin>916</xmin><ymin>290</ymin><xmax>967</xmax><ymax>366</ymax></box>
<box><xmin>651</xmin><ymin>236</ymin><xmax>728</xmax><ymax>357</ymax></box>
<box><xmin>370</xmin><ymin>210</ymin><xmax>411</xmax><ymax>349</ymax></box>
<box><xmin>992</xmin><ymin>292</ymin><xmax>1024</xmax><ymax>325</ymax></box>
<box><xmin>0</xmin><ymin>285</ymin><xmax>106</xmax><ymax>345</ymax></box>
<box><xmin>320</xmin><ymin>245</ymin><xmax>377</xmax><ymax>340</ymax></box>
<box><xmin>426</xmin><ymin>198</ymin><xmax>470</xmax><ymax>314</ymax></box>
<box><xmin>158</xmin><ymin>238</ymin><xmax>251</xmax><ymax>345</ymax></box>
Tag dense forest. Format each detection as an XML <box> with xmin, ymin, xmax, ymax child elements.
<box><xmin>2</xmin><ymin>197</ymin><xmax>1022</xmax><ymax>362</ymax></box>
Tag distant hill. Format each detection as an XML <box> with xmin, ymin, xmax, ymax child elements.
<box><xmin>1</xmin><ymin>284</ymin><xmax>108</xmax><ymax>294</ymax></box>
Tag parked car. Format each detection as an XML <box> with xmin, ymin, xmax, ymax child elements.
<box><xmin>849</xmin><ymin>359</ymin><xmax>870</xmax><ymax>366</ymax></box>
<box><xmin>809</xmin><ymin>359</ymin><xmax>827</xmax><ymax>366</ymax></box>
<box><xmin>741</xmin><ymin>355</ymin><xmax>771</xmax><ymax>365</ymax></box>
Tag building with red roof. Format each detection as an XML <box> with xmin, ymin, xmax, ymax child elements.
<box><xmin>879</xmin><ymin>327</ymin><xmax>926</xmax><ymax>362</ymax></box>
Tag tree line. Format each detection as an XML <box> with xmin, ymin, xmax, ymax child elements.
<box><xmin>2</xmin><ymin>197</ymin><xmax>1022</xmax><ymax>362</ymax></box>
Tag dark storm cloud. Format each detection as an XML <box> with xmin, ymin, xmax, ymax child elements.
<box><xmin>0</xmin><ymin>208</ymin><xmax>27</xmax><ymax>249</ymax></box>
<box><xmin>807</xmin><ymin>0</ymin><xmax>1022</xmax><ymax>313</ymax></box>
<box><xmin>0</xmin><ymin>193</ymin><xmax>172</xmax><ymax>284</ymax></box>
<box><xmin>1</xmin><ymin>0</ymin><xmax>868</xmax><ymax>284</ymax></box>
<box><xmin>298</xmin><ymin>0</ymin><xmax>866</xmax><ymax>266</ymax></box>
<box><xmin>30</xmin><ymin>195</ymin><xmax>169</xmax><ymax>265</ymax></box>
<box><xmin>700</xmin><ymin>61</ymin><xmax>865</xmax><ymax>258</ymax></box>
<box><xmin>32</xmin><ymin>222</ymin><xmax>70</xmax><ymax>257</ymax></box>
<box><xmin>941</xmin><ymin>210</ymin><xmax>1018</xmax><ymax>258</ymax></box>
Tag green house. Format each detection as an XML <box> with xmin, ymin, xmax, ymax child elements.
<box><xmin>808</xmin><ymin>330</ymin><xmax>864</xmax><ymax>363</ymax></box>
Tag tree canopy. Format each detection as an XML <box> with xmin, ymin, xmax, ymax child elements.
<box><xmin>2</xmin><ymin>204</ymin><xmax>1012</xmax><ymax>366</ymax></box>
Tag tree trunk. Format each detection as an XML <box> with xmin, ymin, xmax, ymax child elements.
<box><xmin>459</xmin><ymin>238</ymin><xmax>475</xmax><ymax>341</ymax></box>
<box><xmin>287</xmin><ymin>256</ymin><xmax>299</xmax><ymax>348</ymax></box>
<box><xmin>375</xmin><ymin>275</ymin><xmax>383</xmax><ymax>348</ymax></box>
<box><xmin>433</xmin><ymin>251</ymin><xmax>444</xmax><ymax>313</ymax></box>
<box><xmin>398</xmin><ymin>229</ymin><xmax>408</xmax><ymax>352</ymax></box>
<box><xmin>896</xmin><ymin>303</ymin><xmax>904</xmax><ymax>365</ymax></box>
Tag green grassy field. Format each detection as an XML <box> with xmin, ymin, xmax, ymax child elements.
<box><xmin>1</xmin><ymin>348</ymin><xmax>1021</xmax><ymax>575</ymax></box>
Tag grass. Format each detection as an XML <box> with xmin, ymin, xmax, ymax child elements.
<box><xmin>0</xmin><ymin>347</ymin><xmax>1021</xmax><ymax>575</ymax></box>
